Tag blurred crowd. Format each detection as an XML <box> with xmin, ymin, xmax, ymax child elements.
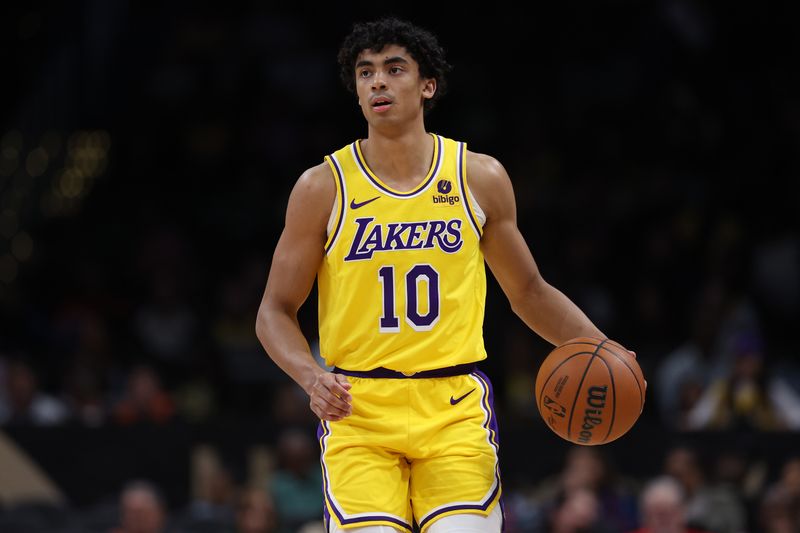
<box><xmin>0</xmin><ymin>428</ymin><xmax>327</xmax><ymax>533</ymax></box>
<box><xmin>1</xmin><ymin>436</ymin><xmax>800</xmax><ymax>532</ymax></box>
<box><xmin>1</xmin><ymin>1</ymin><xmax>799</xmax><ymax>532</ymax></box>
<box><xmin>506</xmin><ymin>445</ymin><xmax>800</xmax><ymax>533</ymax></box>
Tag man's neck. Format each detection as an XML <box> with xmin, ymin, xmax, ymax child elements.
<box><xmin>361</xmin><ymin>124</ymin><xmax>434</xmax><ymax>191</ymax></box>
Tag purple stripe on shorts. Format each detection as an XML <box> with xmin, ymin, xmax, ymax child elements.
<box><xmin>317</xmin><ymin>422</ymin><xmax>332</xmax><ymax>527</ymax></box>
<box><xmin>340</xmin><ymin>514</ymin><xmax>413</xmax><ymax>530</ymax></box>
<box><xmin>417</xmin><ymin>370</ymin><xmax>504</xmax><ymax>530</ymax></box>
<box><xmin>318</xmin><ymin>420</ymin><xmax>413</xmax><ymax>532</ymax></box>
<box><xmin>475</xmin><ymin>369</ymin><xmax>501</xmax><ymax>446</ymax></box>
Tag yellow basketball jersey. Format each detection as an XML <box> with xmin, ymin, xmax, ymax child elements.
<box><xmin>318</xmin><ymin>133</ymin><xmax>487</xmax><ymax>372</ymax></box>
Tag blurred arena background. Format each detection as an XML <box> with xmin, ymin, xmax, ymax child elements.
<box><xmin>1</xmin><ymin>2</ymin><xmax>799</xmax><ymax>532</ymax></box>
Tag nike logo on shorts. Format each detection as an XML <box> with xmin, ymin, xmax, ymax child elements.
<box><xmin>350</xmin><ymin>196</ymin><xmax>379</xmax><ymax>209</ymax></box>
<box><xmin>450</xmin><ymin>388</ymin><xmax>476</xmax><ymax>405</ymax></box>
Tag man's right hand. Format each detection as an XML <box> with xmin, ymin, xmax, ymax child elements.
<box><xmin>309</xmin><ymin>372</ymin><xmax>353</xmax><ymax>421</ymax></box>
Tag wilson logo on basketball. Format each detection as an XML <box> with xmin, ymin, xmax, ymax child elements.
<box><xmin>578</xmin><ymin>385</ymin><xmax>608</xmax><ymax>444</ymax></box>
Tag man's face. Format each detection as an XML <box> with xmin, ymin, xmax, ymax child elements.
<box><xmin>121</xmin><ymin>489</ymin><xmax>164</xmax><ymax>533</ymax></box>
<box><xmin>783</xmin><ymin>458</ymin><xmax>800</xmax><ymax>495</ymax></box>
<box><xmin>354</xmin><ymin>45</ymin><xmax>435</xmax><ymax>126</ymax></box>
<box><xmin>641</xmin><ymin>481</ymin><xmax>688</xmax><ymax>533</ymax></box>
<box><xmin>644</xmin><ymin>496</ymin><xmax>685</xmax><ymax>532</ymax></box>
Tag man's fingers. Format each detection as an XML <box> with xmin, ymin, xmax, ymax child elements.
<box><xmin>309</xmin><ymin>373</ymin><xmax>354</xmax><ymax>421</ymax></box>
<box><xmin>310</xmin><ymin>402</ymin><xmax>345</xmax><ymax>422</ymax></box>
<box><xmin>331</xmin><ymin>383</ymin><xmax>353</xmax><ymax>402</ymax></box>
<box><xmin>334</xmin><ymin>373</ymin><xmax>352</xmax><ymax>387</ymax></box>
<box><xmin>330</xmin><ymin>374</ymin><xmax>353</xmax><ymax>401</ymax></box>
<box><xmin>315</xmin><ymin>380</ymin><xmax>352</xmax><ymax>405</ymax></box>
<box><xmin>314</xmin><ymin>395</ymin><xmax>351</xmax><ymax>419</ymax></box>
<box><xmin>316</xmin><ymin>390</ymin><xmax>352</xmax><ymax>415</ymax></box>
<box><xmin>327</xmin><ymin>395</ymin><xmax>352</xmax><ymax>414</ymax></box>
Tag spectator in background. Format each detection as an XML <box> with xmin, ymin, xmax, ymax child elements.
<box><xmin>758</xmin><ymin>484</ymin><xmax>796</xmax><ymax>533</ymax></box>
<box><xmin>655</xmin><ymin>281</ymin><xmax>726</xmax><ymax>430</ymax></box>
<box><xmin>663</xmin><ymin>446</ymin><xmax>746</xmax><ymax>533</ymax></box>
<box><xmin>134</xmin><ymin>272</ymin><xmax>198</xmax><ymax>387</ymax></box>
<box><xmin>0</xmin><ymin>358</ymin><xmax>70</xmax><ymax>426</ymax></box>
<box><xmin>547</xmin><ymin>488</ymin><xmax>615</xmax><ymax>533</ymax></box>
<box><xmin>180</xmin><ymin>444</ymin><xmax>238</xmax><ymax>530</ymax></box>
<box><xmin>685</xmin><ymin>331</ymin><xmax>800</xmax><ymax>431</ymax></box>
<box><xmin>627</xmin><ymin>476</ymin><xmax>711</xmax><ymax>533</ymax></box>
<box><xmin>269</xmin><ymin>428</ymin><xmax>323</xmax><ymax>533</ymax></box>
<box><xmin>214</xmin><ymin>259</ymin><xmax>288</xmax><ymax>414</ymax></box>
<box><xmin>133</xmin><ymin>226</ymin><xmax>200</xmax><ymax>388</ymax></box>
<box><xmin>235</xmin><ymin>487</ymin><xmax>277</xmax><ymax>533</ymax></box>
<box><xmin>533</xmin><ymin>446</ymin><xmax>639</xmax><ymax>532</ymax></box>
<box><xmin>112</xmin><ymin>365</ymin><xmax>175</xmax><ymax>426</ymax></box>
<box><xmin>112</xmin><ymin>480</ymin><xmax>167</xmax><ymax>533</ymax></box>
<box><xmin>757</xmin><ymin>457</ymin><xmax>800</xmax><ymax>533</ymax></box>
<box><xmin>711</xmin><ymin>448</ymin><xmax>768</xmax><ymax>520</ymax></box>
<box><xmin>62</xmin><ymin>362</ymin><xmax>108</xmax><ymax>426</ymax></box>
<box><xmin>781</xmin><ymin>457</ymin><xmax>800</xmax><ymax>505</ymax></box>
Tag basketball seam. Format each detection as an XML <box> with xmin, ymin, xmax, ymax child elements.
<box><xmin>599</xmin><ymin>345</ymin><xmax>644</xmax><ymax>409</ymax></box>
<box><xmin>555</xmin><ymin>339</ymin><xmax>603</xmax><ymax>349</ymax></box>
<box><xmin>566</xmin><ymin>339</ymin><xmax>608</xmax><ymax>441</ymax></box>
<box><xmin>537</xmin><ymin>351</ymin><xmax>597</xmax><ymax>414</ymax></box>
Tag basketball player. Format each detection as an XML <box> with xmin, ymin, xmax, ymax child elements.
<box><xmin>256</xmin><ymin>17</ymin><xmax>607</xmax><ymax>533</ymax></box>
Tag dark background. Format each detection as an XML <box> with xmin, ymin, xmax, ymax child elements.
<box><xmin>1</xmin><ymin>1</ymin><xmax>799</xmax><ymax>531</ymax></box>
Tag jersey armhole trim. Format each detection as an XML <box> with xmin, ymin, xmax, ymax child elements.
<box><xmin>457</xmin><ymin>142</ymin><xmax>484</xmax><ymax>238</ymax></box>
<box><xmin>324</xmin><ymin>154</ymin><xmax>347</xmax><ymax>253</ymax></box>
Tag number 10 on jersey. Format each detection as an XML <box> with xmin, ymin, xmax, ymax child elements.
<box><xmin>378</xmin><ymin>264</ymin><xmax>440</xmax><ymax>332</ymax></box>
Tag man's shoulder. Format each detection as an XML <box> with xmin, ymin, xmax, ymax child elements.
<box><xmin>301</xmin><ymin>161</ymin><xmax>334</xmax><ymax>182</ymax></box>
<box><xmin>461</xmin><ymin>150</ymin><xmax>513</xmax><ymax>222</ymax></box>
<box><xmin>465</xmin><ymin>150</ymin><xmax>504</xmax><ymax>172</ymax></box>
<box><xmin>289</xmin><ymin>161</ymin><xmax>336</xmax><ymax>208</ymax></box>
<box><xmin>296</xmin><ymin>161</ymin><xmax>336</xmax><ymax>192</ymax></box>
<box><xmin>464</xmin><ymin>150</ymin><xmax>509</xmax><ymax>188</ymax></box>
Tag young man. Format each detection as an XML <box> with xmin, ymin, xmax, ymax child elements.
<box><xmin>256</xmin><ymin>17</ymin><xmax>606</xmax><ymax>533</ymax></box>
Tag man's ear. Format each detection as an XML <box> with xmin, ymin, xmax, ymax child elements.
<box><xmin>422</xmin><ymin>78</ymin><xmax>437</xmax><ymax>100</ymax></box>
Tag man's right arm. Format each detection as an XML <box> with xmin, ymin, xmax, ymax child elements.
<box><xmin>255</xmin><ymin>163</ymin><xmax>352</xmax><ymax>421</ymax></box>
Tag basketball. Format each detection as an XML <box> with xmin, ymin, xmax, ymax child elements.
<box><xmin>535</xmin><ymin>337</ymin><xmax>645</xmax><ymax>445</ymax></box>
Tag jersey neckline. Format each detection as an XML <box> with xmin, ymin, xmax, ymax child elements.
<box><xmin>352</xmin><ymin>133</ymin><xmax>442</xmax><ymax>198</ymax></box>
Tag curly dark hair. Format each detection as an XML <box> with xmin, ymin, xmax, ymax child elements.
<box><xmin>337</xmin><ymin>17</ymin><xmax>452</xmax><ymax>113</ymax></box>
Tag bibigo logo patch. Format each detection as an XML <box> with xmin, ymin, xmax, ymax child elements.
<box><xmin>433</xmin><ymin>179</ymin><xmax>460</xmax><ymax>206</ymax></box>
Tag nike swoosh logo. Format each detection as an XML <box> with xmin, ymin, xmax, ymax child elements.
<box><xmin>450</xmin><ymin>388</ymin><xmax>476</xmax><ymax>405</ymax></box>
<box><xmin>350</xmin><ymin>196</ymin><xmax>379</xmax><ymax>209</ymax></box>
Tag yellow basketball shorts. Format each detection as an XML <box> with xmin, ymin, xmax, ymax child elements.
<box><xmin>317</xmin><ymin>368</ymin><xmax>503</xmax><ymax>532</ymax></box>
